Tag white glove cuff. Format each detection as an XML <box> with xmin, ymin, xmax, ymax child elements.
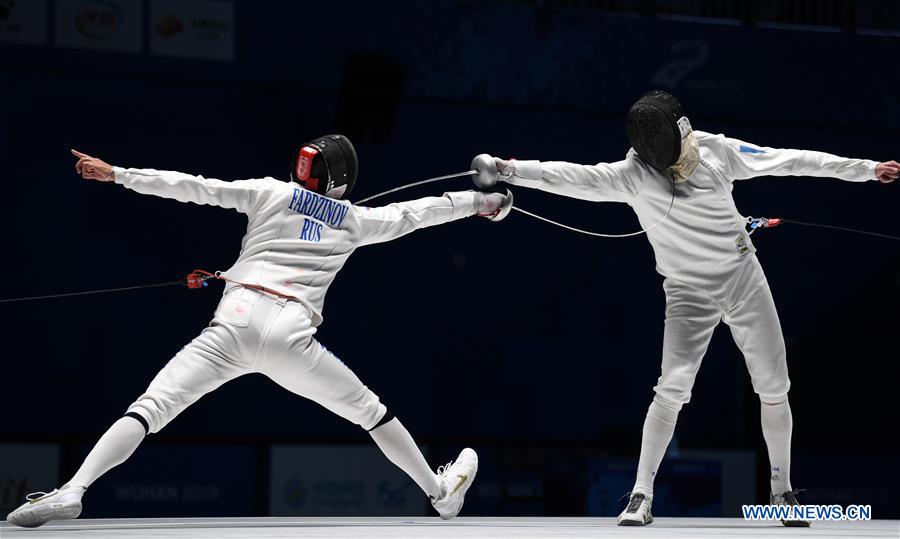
<box><xmin>443</xmin><ymin>190</ymin><xmax>479</xmax><ymax>220</ymax></box>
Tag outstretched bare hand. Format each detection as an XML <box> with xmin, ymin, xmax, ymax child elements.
<box><xmin>71</xmin><ymin>149</ymin><xmax>115</xmax><ymax>182</ymax></box>
<box><xmin>875</xmin><ymin>161</ymin><xmax>899</xmax><ymax>183</ymax></box>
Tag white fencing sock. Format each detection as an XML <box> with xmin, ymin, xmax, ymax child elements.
<box><xmin>66</xmin><ymin>416</ymin><xmax>146</xmax><ymax>490</ymax></box>
<box><xmin>633</xmin><ymin>399</ymin><xmax>680</xmax><ymax>496</ymax></box>
<box><xmin>760</xmin><ymin>398</ymin><xmax>793</xmax><ymax>495</ymax></box>
<box><xmin>369</xmin><ymin>417</ymin><xmax>442</xmax><ymax>500</ymax></box>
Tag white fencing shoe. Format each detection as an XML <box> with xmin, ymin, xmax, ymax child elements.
<box><xmin>5</xmin><ymin>484</ymin><xmax>85</xmax><ymax>528</ymax></box>
<box><xmin>617</xmin><ymin>491</ymin><xmax>654</xmax><ymax>526</ymax></box>
<box><xmin>431</xmin><ymin>448</ymin><xmax>478</xmax><ymax>520</ymax></box>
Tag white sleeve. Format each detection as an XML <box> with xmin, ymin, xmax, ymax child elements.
<box><xmin>505</xmin><ymin>158</ymin><xmax>645</xmax><ymax>203</ymax></box>
<box><xmin>113</xmin><ymin>167</ymin><xmax>275</xmax><ymax>214</ymax></box>
<box><xmin>722</xmin><ymin>137</ymin><xmax>878</xmax><ymax>182</ymax></box>
<box><xmin>354</xmin><ymin>191</ymin><xmax>477</xmax><ymax>246</ymax></box>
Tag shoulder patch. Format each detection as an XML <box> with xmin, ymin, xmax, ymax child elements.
<box><xmin>739</xmin><ymin>144</ymin><xmax>766</xmax><ymax>154</ymax></box>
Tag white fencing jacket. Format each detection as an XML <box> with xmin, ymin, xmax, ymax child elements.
<box><xmin>509</xmin><ymin>132</ymin><xmax>878</xmax><ymax>297</ymax></box>
<box><xmin>113</xmin><ymin>167</ymin><xmax>477</xmax><ymax>326</ymax></box>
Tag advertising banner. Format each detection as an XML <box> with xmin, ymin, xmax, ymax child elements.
<box><xmin>55</xmin><ymin>0</ymin><xmax>142</xmax><ymax>53</ymax></box>
<box><xmin>0</xmin><ymin>0</ymin><xmax>47</xmax><ymax>45</ymax></box>
<box><xmin>149</xmin><ymin>0</ymin><xmax>234</xmax><ymax>61</ymax></box>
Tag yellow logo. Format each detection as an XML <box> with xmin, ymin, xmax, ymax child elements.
<box><xmin>451</xmin><ymin>474</ymin><xmax>468</xmax><ymax>495</ymax></box>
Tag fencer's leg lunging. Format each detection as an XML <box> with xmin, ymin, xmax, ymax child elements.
<box><xmin>5</xmin><ymin>409</ymin><xmax>148</xmax><ymax>527</ymax></box>
<box><xmin>369</xmin><ymin>415</ymin><xmax>442</xmax><ymax>499</ymax></box>
<box><xmin>68</xmin><ymin>415</ymin><xmax>147</xmax><ymax>490</ymax></box>
<box><xmin>6</xmin><ymin>415</ymin><xmax>149</xmax><ymax>527</ymax></box>
<box><xmin>258</xmin><ymin>298</ymin><xmax>477</xmax><ymax>519</ymax></box>
<box><xmin>367</xmin><ymin>415</ymin><xmax>477</xmax><ymax>519</ymax></box>
<box><xmin>6</xmin><ymin>312</ymin><xmax>249</xmax><ymax>528</ymax></box>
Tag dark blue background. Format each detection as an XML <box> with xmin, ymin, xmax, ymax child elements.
<box><xmin>1</xmin><ymin>0</ymin><xmax>898</xmax><ymax>519</ymax></box>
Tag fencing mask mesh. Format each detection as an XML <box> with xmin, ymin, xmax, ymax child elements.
<box><xmin>626</xmin><ymin>91</ymin><xmax>690</xmax><ymax>174</ymax></box>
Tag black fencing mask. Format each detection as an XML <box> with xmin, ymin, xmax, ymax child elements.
<box><xmin>626</xmin><ymin>91</ymin><xmax>692</xmax><ymax>174</ymax></box>
<box><xmin>291</xmin><ymin>134</ymin><xmax>358</xmax><ymax>199</ymax></box>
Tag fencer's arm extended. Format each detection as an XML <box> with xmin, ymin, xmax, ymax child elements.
<box><xmin>354</xmin><ymin>191</ymin><xmax>477</xmax><ymax>246</ymax></box>
<box><xmin>72</xmin><ymin>150</ymin><xmax>268</xmax><ymax>213</ymax></box>
<box><xmin>112</xmin><ymin>167</ymin><xmax>272</xmax><ymax>214</ymax></box>
<box><xmin>723</xmin><ymin>137</ymin><xmax>879</xmax><ymax>182</ymax></box>
<box><xmin>503</xmin><ymin>159</ymin><xmax>644</xmax><ymax>203</ymax></box>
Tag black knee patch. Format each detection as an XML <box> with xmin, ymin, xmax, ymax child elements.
<box><xmin>367</xmin><ymin>410</ymin><xmax>395</xmax><ymax>432</ymax></box>
<box><xmin>124</xmin><ymin>412</ymin><xmax>150</xmax><ymax>435</ymax></box>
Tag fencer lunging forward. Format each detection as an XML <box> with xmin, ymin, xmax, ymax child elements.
<box><xmin>6</xmin><ymin>135</ymin><xmax>512</xmax><ymax>528</ymax></box>
<box><xmin>477</xmin><ymin>91</ymin><xmax>898</xmax><ymax>527</ymax></box>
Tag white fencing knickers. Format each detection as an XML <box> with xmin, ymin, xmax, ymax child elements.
<box><xmin>126</xmin><ymin>287</ymin><xmax>387</xmax><ymax>433</ymax></box>
<box><xmin>653</xmin><ymin>254</ymin><xmax>791</xmax><ymax>410</ymax></box>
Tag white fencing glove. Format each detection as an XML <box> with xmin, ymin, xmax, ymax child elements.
<box><xmin>473</xmin><ymin>189</ymin><xmax>514</xmax><ymax>221</ymax></box>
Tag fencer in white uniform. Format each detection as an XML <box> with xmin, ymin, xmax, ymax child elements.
<box><xmin>6</xmin><ymin>136</ymin><xmax>512</xmax><ymax>528</ymax></box>
<box><xmin>476</xmin><ymin>91</ymin><xmax>898</xmax><ymax>527</ymax></box>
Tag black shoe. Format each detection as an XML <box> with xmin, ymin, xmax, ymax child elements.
<box><xmin>617</xmin><ymin>491</ymin><xmax>654</xmax><ymax>526</ymax></box>
<box><xmin>771</xmin><ymin>490</ymin><xmax>811</xmax><ymax>527</ymax></box>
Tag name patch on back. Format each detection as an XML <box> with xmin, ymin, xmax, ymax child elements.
<box><xmin>287</xmin><ymin>188</ymin><xmax>349</xmax><ymax>228</ymax></box>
